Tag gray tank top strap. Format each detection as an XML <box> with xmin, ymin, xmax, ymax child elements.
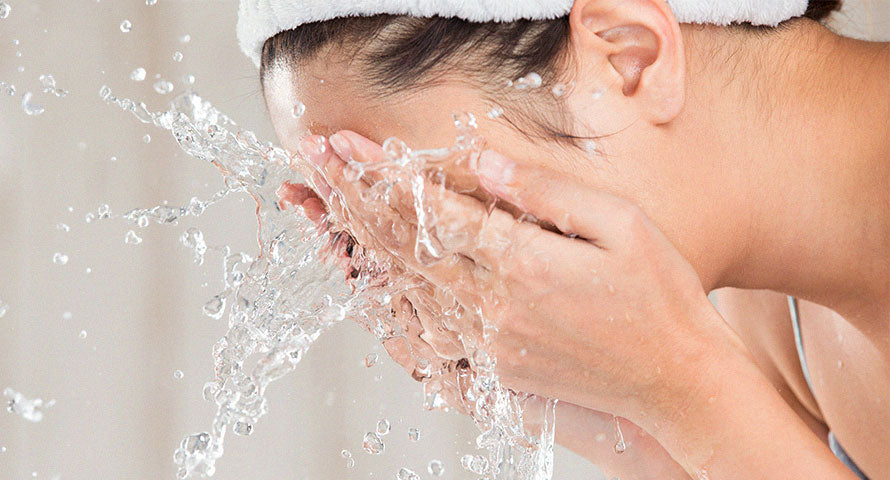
<box><xmin>788</xmin><ymin>296</ymin><xmax>817</xmax><ymax>394</ymax></box>
<box><xmin>787</xmin><ymin>296</ymin><xmax>870</xmax><ymax>480</ymax></box>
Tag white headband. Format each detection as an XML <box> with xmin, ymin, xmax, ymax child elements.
<box><xmin>238</xmin><ymin>0</ymin><xmax>809</xmax><ymax>67</ymax></box>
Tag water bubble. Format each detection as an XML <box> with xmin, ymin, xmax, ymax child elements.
<box><xmin>291</xmin><ymin>102</ymin><xmax>306</xmax><ymax>119</ymax></box>
<box><xmin>120</xmin><ymin>20</ymin><xmax>132</xmax><ymax>33</ymax></box>
<box><xmin>362</xmin><ymin>432</ymin><xmax>384</xmax><ymax>455</ymax></box>
<box><xmin>183</xmin><ymin>74</ymin><xmax>196</xmax><ymax>85</ymax></box>
<box><xmin>173</xmin><ymin>370</ymin><xmax>184</xmax><ymax>380</ymax></box>
<box><xmin>21</xmin><ymin>92</ymin><xmax>45</xmax><ymax>116</ymax></box>
<box><xmin>4</xmin><ymin>388</ymin><xmax>49</xmax><ymax>422</ymax></box>
<box><xmin>364</xmin><ymin>353</ymin><xmax>378</xmax><ymax>368</ymax></box>
<box><xmin>0</xmin><ymin>2</ymin><xmax>10</xmax><ymax>19</ymax></box>
<box><xmin>56</xmin><ymin>222</ymin><xmax>70</xmax><ymax>232</ymax></box>
<box><xmin>397</xmin><ymin>468</ymin><xmax>419</xmax><ymax>480</ymax></box>
<box><xmin>202</xmin><ymin>295</ymin><xmax>225</xmax><ymax>319</ymax></box>
<box><xmin>427</xmin><ymin>460</ymin><xmax>444</xmax><ymax>476</ymax></box>
<box><xmin>407</xmin><ymin>427</ymin><xmax>420</xmax><ymax>442</ymax></box>
<box><xmin>340</xmin><ymin>449</ymin><xmax>355</xmax><ymax>468</ymax></box>
<box><xmin>375</xmin><ymin>419</ymin><xmax>391</xmax><ymax>436</ymax></box>
<box><xmin>130</xmin><ymin>67</ymin><xmax>146</xmax><ymax>82</ymax></box>
<box><xmin>232</xmin><ymin>421</ymin><xmax>253</xmax><ymax>436</ymax></box>
<box><xmin>142</xmin><ymin>134</ymin><xmax>151</xmax><ymax>143</ymax></box>
<box><xmin>137</xmin><ymin>215</ymin><xmax>149</xmax><ymax>228</ymax></box>
<box><xmin>124</xmin><ymin>230</ymin><xmax>143</xmax><ymax>245</ymax></box>
<box><xmin>153</xmin><ymin>80</ymin><xmax>173</xmax><ymax>95</ymax></box>
<box><xmin>52</xmin><ymin>253</ymin><xmax>69</xmax><ymax>265</ymax></box>
<box><xmin>172</xmin><ymin>51</ymin><xmax>183</xmax><ymax>62</ymax></box>
<box><xmin>78</xmin><ymin>330</ymin><xmax>87</xmax><ymax>339</ymax></box>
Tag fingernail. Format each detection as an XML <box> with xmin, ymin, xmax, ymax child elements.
<box><xmin>300</xmin><ymin>136</ymin><xmax>327</xmax><ymax>166</ymax></box>
<box><xmin>339</xmin><ymin>131</ymin><xmax>382</xmax><ymax>163</ymax></box>
<box><xmin>329</xmin><ymin>133</ymin><xmax>352</xmax><ymax>161</ymax></box>
<box><xmin>477</xmin><ymin>150</ymin><xmax>514</xmax><ymax>186</ymax></box>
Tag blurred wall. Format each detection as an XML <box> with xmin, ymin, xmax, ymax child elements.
<box><xmin>0</xmin><ymin>1</ymin><xmax>886</xmax><ymax>480</ymax></box>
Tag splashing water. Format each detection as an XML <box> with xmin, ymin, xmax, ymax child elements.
<box><xmin>99</xmin><ymin>87</ymin><xmax>557</xmax><ymax>479</ymax></box>
<box><xmin>4</xmin><ymin>388</ymin><xmax>54</xmax><ymax>423</ymax></box>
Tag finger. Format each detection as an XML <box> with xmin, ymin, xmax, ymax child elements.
<box><xmin>319</xmin><ymin>141</ymin><xmax>485</xmax><ymax>309</ymax></box>
<box><xmin>475</xmin><ymin>150</ymin><xmax>636</xmax><ymax>247</ymax></box>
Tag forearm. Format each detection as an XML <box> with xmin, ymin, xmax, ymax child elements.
<box><xmin>553</xmin><ymin>402</ymin><xmax>691</xmax><ymax>479</ymax></box>
<box><xmin>641</xmin><ymin>343</ymin><xmax>856</xmax><ymax>480</ymax></box>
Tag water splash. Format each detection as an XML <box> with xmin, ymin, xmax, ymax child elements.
<box><xmin>100</xmin><ymin>88</ymin><xmax>557</xmax><ymax>479</ymax></box>
<box><xmin>4</xmin><ymin>388</ymin><xmax>54</xmax><ymax>422</ymax></box>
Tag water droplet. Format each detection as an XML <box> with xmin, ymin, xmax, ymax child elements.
<box><xmin>397</xmin><ymin>467</ymin><xmax>419</xmax><ymax>480</ymax></box>
<box><xmin>364</xmin><ymin>353</ymin><xmax>378</xmax><ymax>368</ymax></box>
<box><xmin>130</xmin><ymin>67</ymin><xmax>146</xmax><ymax>82</ymax></box>
<box><xmin>202</xmin><ymin>295</ymin><xmax>225</xmax><ymax>319</ymax></box>
<box><xmin>173</xmin><ymin>369</ymin><xmax>184</xmax><ymax>380</ymax></box>
<box><xmin>0</xmin><ymin>301</ymin><xmax>8</xmax><ymax>318</ymax></box>
<box><xmin>120</xmin><ymin>20</ymin><xmax>132</xmax><ymax>33</ymax></box>
<box><xmin>3</xmin><ymin>83</ymin><xmax>15</xmax><ymax>96</ymax></box>
<box><xmin>592</xmin><ymin>88</ymin><xmax>604</xmax><ymax>100</ymax></box>
<box><xmin>182</xmin><ymin>74</ymin><xmax>196</xmax><ymax>85</ymax></box>
<box><xmin>4</xmin><ymin>388</ymin><xmax>48</xmax><ymax>422</ymax></box>
<box><xmin>21</xmin><ymin>92</ymin><xmax>45</xmax><ymax>116</ymax></box>
<box><xmin>340</xmin><ymin>449</ymin><xmax>355</xmax><ymax>468</ymax></box>
<box><xmin>146</xmin><ymin>0</ymin><xmax>157</xmax><ymax>5</ymax></box>
<box><xmin>461</xmin><ymin>454</ymin><xmax>489</xmax><ymax>475</ymax></box>
<box><xmin>375</xmin><ymin>419</ymin><xmax>391</xmax><ymax>436</ymax></box>
<box><xmin>98</xmin><ymin>85</ymin><xmax>112</xmax><ymax>101</ymax></box>
<box><xmin>62</xmin><ymin>311</ymin><xmax>72</xmax><ymax>320</ymax></box>
<box><xmin>291</xmin><ymin>102</ymin><xmax>306</xmax><ymax>119</ymax></box>
<box><xmin>153</xmin><ymin>80</ymin><xmax>173</xmax><ymax>95</ymax></box>
<box><xmin>487</xmin><ymin>106</ymin><xmax>504</xmax><ymax>119</ymax></box>
<box><xmin>407</xmin><ymin>427</ymin><xmax>420</xmax><ymax>442</ymax></box>
<box><xmin>84</xmin><ymin>212</ymin><xmax>95</xmax><ymax>223</ymax></box>
<box><xmin>515</xmin><ymin>72</ymin><xmax>543</xmax><ymax>90</ymax></box>
<box><xmin>551</xmin><ymin>82</ymin><xmax>567</xmax><ymax>97</ymax></box>
<box><xmin>0</xmin><ymin>446</ymin><xmax>6</xmax><ymax>453</ymax></box>
<box><xmin>362</xmin><ymin>432</ymin><xmax>384</xmax><ymax>455</ymax></box>
<box><xmin>172</xmin><ymin>51</ymin><xmax>183</xmax><ymax>62</ymax></box>
<box><xmin>179</xmin><ymin>34</ymin><xmax>191</xmax><ymax>43</ymax></box>
<box><xmin>427</xmin><ymin>460</ymin><xmax>444</xmax><ymax>476</ymax></box>
<box><xmin>0</xmin><ymin>2</ymin><xmax>10</xmax><ymax>19</ymax></box>
<box><xmin>142</xmin><ymin>134</ymin><xmax>151</xmax><ymax>143</ymax></box>
<box><xmin>56</xmin><ymin>222</ymin><xmax>70</xmax><ymax>232</ymax></box>
<box><xmin>78</xmin><ymin>330</ymin><xmax>87</xmax><ymax>339</ymax></box>
<box><xmin>124</xmin><ymin>230</ymin><xmax>143</xmax><ymax>245</ymax></box>
<box><xmin>97</xmin><ymin>204</ymin><xmax>111</xmax><ymax>219</ymax></box>
<box><xmin>613</xmin><ymin>416</ymin><xmax>626</xmax><ymax>454</ymax></box>
<box><xmin>52</xmin><ymin>253</ymin><xmax>69</xmax><ymax>265</ymax></box>
<box><xmin>232</xmin><ymin>421</ymin><xmax>253</xmax><ymax>436</ymax></box>
<box><xmin>137</xmin><ymin>215</ymin><xmax>149</xmax><ymax>228</ymax></box>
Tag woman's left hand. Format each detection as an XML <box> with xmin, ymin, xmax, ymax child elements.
<box><xmin>312</xmin><ymin>130</ymin><xmax>749</xmax><ymax>425</ymax></box>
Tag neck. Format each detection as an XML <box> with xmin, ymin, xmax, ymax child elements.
<box><xmin>680</xmin><ymin>20</ymin><xmax>889</xmax><ymax>323</ymax></box>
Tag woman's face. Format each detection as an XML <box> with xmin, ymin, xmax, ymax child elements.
<box><xmin>262</xmin><ymin>29</ymin><xmax>711</xmax><ymax>281</ymax></box>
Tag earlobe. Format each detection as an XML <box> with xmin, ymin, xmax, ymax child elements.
<box><xmin>569</xmin><ymin>0</ymin><xmax>685</xmax><ymax>124</ymax></box>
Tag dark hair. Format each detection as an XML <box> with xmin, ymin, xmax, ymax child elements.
<box><xmin>260</xmin><ymin>1</ymin><xmax>841</xmax><ymax>143</ymax></box>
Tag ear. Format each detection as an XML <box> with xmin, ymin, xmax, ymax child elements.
<box><xmin>569</xmin><ymin>0</ymin><xmax>685</xmax><ymax>124</ymax></box>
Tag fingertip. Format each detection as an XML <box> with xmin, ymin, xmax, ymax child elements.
<box><xmin>338</xmin><ymin>130</ymin><xmax>384</xmax><ymax>163</ymax></box>
<box><xmin>299</xmin><ymin>135</ymin><xmax>330</xmax><ymax>167</ymax></box>
<box><xmin>476</xmin><ymin>150</ymin><xmax>519</xmax><ymax>204</ymax></box>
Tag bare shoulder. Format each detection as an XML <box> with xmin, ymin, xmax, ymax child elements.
<box><xmin>709</xmin><ymin>288</ymin><xmax>827</xmax><ymax>435</ymax></box>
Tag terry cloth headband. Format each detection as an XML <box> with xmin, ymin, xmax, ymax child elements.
<box><xmin>238</xmin><ymin>0</ymin><xmax>809</xmax><ymax>67</ymax></box>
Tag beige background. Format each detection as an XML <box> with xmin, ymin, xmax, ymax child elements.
<box><xmin>0</xmin><ymin>1</ymin><xmax>887</xmax><ymax>479</ymax></box>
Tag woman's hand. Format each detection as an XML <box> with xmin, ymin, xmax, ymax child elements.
<box><xmin>301</xmin><ymin>131</ymin><xmax>857</xmax><ymax>479</ymax></box>
<box><xmin>316</xmin><ymin>130</ymin><xmax>743</xmax><ymax>423</ymax></box>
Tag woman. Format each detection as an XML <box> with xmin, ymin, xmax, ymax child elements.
<box><xmin>246</xmin><ymin>0</ymin><xmax>889</xmax><ymax>478</ymax></box>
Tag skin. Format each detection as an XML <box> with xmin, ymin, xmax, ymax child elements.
<box><xmin>264</xmin><ymin>0</ymin><xmax>889</xmax><ymax>478</ymax></box>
